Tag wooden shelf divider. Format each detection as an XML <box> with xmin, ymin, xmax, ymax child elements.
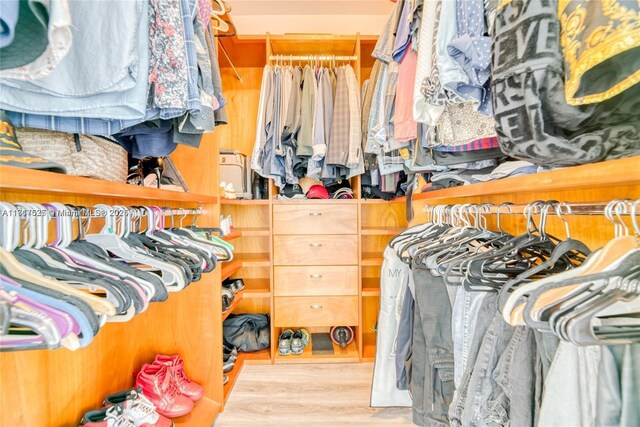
<box><xmin>274</xmin><ymin>337</ymin><xmax>359</xmax><ymax>364</ymax></box>
<box><xmin>361</xmin><ymin>227</ymin><xmax>404</xmax><ymax>236</ymax></box>
<box><xmin>361</xmin><ymin>253</ymin><xmax>384</xmax><ymax>267</ymax></box>
<box><xmin>242</xmin><ymin>278</ymin><xmax>271</xmax><ymax>299</ymax></box>
<box><xmin>412</xmin><ymin>156</ymin><xmax>640</xmax><ymax>201</ymax></box>
<box><xmin>0</xmin><ymin>166</ymin><xmax>217</xmax><ymax>203</ymax></box>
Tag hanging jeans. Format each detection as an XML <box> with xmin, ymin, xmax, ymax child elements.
<box><xmin>411</xmin><ymin>265</ymin><xmax>455</xmax><ymax>427</ymax></box>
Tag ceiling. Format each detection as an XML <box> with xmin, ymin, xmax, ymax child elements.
<box><xmin>227</xmin><ymin>0</ymin><xmax>394</xmax><ymax>36</ymax></box>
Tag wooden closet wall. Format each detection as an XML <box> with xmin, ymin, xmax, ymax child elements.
<box><xmin>217</xmin><ymin>34</ymin><xmax>408</xmax><ymax>403</ymax></box>
<box><xmin>0</xmin><ymin>140</ymin><xmax>225</xmax><ymax>426</ymax></box>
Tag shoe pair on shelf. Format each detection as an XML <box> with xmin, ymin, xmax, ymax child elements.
<box><xmin>220</xmin><ymin>182</ymin><xmax>236</xmax><ymax>199</ymax></box>
<box><xmin>222</xmin><ymin>279</ymin><xmax>245</xmax><ymax>312</ymax></box>
<box><xmin>80</xmin><ymin>388</ymin><xmax>171</xmax><ymax>427</ymax></box>
<box><xmin>220</xmin><ymin>214</ymin><xmax>233</xmax><ymax>235</ymax></box>
<box><xmin>223</xmin><ymin>344</ymin><xmax>238</xmax><ymax>373</ymax></box>
<box><xmin>278</xmin><ymin>328</ymin><xmax>309</xmax><ymax>356</ymax></box>
<box><xmin>133</xmin><ymin>355</ymin><xmax>204</xmax><ymax>419</ymax></box>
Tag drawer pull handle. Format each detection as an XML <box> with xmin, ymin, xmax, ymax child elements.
<box><xmin>310</xmin><ymin>304</ymin><xmax>323</xmax><ymax>309</ymax></box>
<box><xmin>310</xmin><ymin>243</ymin><xmax>323</xmax><ymax>248</ymax></box>
<box><xmin>310</xmin><ymin>274</ymin><xmax>323</xmax><ymax>279</ymax></box>
<box><xmin>309</xmin><ymin>212</ymin><xmax>322</xmax><ymax>216</ymax></box>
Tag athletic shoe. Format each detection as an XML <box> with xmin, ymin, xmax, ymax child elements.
<box><xmin>278</xmin><ymin>329</ymin><xmax>294</xmax><ymax>355</ymax></box>
<box><xmin>279</xmin><ymin>184</ymin><xmax>305</xmax><ymax>199</ymax></box>
<box><xmin>290</xmin><ymin>329</ymin><xmax>309</xmax><ymax>355</ymax></box>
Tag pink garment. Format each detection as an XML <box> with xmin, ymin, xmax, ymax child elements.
<box><xmin>394</xmin><ymin>48</ymin><xmax>418</xmax><ymax>142</ymax></box>
<box><xmin>198</xmin><ymin>0</ymin><xmax>214</xmax><ymax>30</ymax></box>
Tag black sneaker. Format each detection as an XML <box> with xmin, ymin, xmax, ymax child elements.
<box><xmin>279</xmin><ymin>184</ymin><xmax>305</xmax><ymax>199</ymax></box>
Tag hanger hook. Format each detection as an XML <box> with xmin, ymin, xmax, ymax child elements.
<box><xmin>631</xmin><ymin>199</ymin><xmax>640</xmax><ymax>236</ymax></box>
<box><xmin>556</xmin><ymin>202</ymin><xmax>572</xmax><ymax>239</ymax></box>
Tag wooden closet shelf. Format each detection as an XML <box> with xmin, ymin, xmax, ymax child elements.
<box><xmin>223</xmin><ymin>350</ymin><xmax>271</xmax><ymax>403</ymax></box>
<box><xmin>360</xmin><ymin>196</ymin><xmax>406</xmax><ymax>204</ymax></box>
<box><xmin>221</xmin><ymin>198</ymin><xmax>270</xmax><ymax>205</ymax></box>
<box><xmin>361</xmin><ymin>253</ymin><xmax>384</xmax><ymax>266</ymax></box>
<box><xmin>361</xmin><ymin>227</ymin><xmax>404</xmax><ymax>236</ymax></box>
<box><xmin>221</xmin><ymin>259</ymin><xmax>243</xmax><ymax>281</ymax></box>
<box><xmin>0</xmin><ymin>166</ymin><xmax>217</xmax><ymax>203</ymax></box>
<box><xmin>221</xmin><ymin>254</ymin><xmax>271</xmax><ymax>280</ymax></box>
<box><xmin>222</xmin><ymin>228</ymin><xmax>270</xmax><ymax>241</ymax></box>
<box><xmin>242</xmin><ymin>278</ymin><xmax>271</xmax><ymax>299</ymax></box>
<box><xmin>274</xmin><ymin>336</ymin><xmax>359</xmax><ymax>364</ymax></box>
<box><xmin>272</xmin><ymin>198</ymin><xmax>359</xmax><ymax>205</ymax></box>
<box><xmin>173</xmin><ymin>397</ymin><xmax>221</xmax><ymax>426</ymax></box>
<box><xmin>238</xmin><ymin>253</ymin><xmax>271</xmax><ymax>267</ymax></box>
<box><xmin>362</xmin><ymin>288</ymin><xmax>381</xmax><ymax>297</ymax></box>
<box><xmin>413</xmin><ymin>156</ymin><xmax>640</xmax><ymax>202</ymax></box>
<box><xmin>222</xmin><ymin>290</ymin><xmax>244</xmax><ymax>321</ymax></box>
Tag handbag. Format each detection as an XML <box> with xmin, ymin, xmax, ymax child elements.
<box><xmin>223</xmin><ymin>313</ymin><xmax>270</xmax><ymax>352</ymax></box>
<box><xmin>15</xmin><ymin>127</ymin><xmax>128</xmax><ymax>182</ymax></box>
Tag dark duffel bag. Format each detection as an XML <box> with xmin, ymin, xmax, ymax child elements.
<box><xmin>223</xmin><ymin>313</ymin><xmax>270</xmax><ymax>352</ymax></box>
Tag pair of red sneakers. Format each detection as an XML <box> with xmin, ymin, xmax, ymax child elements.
<box><xmin>133</xmin><ymin>355</ymin><xmax>204</xmax><ymax>419</ymax></box>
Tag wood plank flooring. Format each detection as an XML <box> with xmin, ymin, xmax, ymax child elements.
<box><xmin>214</xmin><ymin>363</ymin><xmax>414</xmax><ymax>426</ymax></box>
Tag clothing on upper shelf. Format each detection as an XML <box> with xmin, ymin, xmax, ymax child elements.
<box><xmin>559</xmin><ymin>0</ymin><xmax>640</xmax><ymax>106</ymax></box>
<box><xmin>0</xmin><ymin>0</ymin><xmax>226</xmax><ymax>161</ymax></box>
<box><xmin>251</xmin><ymin>64</ymin><xmax>364</xmax><ymax>189</ymax></box>
<box><xmin>363</xmin><ymin>0</ymin><xmax>639</xmax><ymax>199</ymax></box>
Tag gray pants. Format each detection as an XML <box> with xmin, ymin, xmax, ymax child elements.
<box><xmin>411</xmin><ymin>266</ymin><xmax>455</xmax><ymax>426</ymax></box>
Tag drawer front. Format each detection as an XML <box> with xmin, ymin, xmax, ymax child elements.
<box><xmin>273</xmin><ymin>204</ymin><xmax>357</xmax><ymax>235</ymax></box>
<box><xmin>274</xmin><ymin>296</ymin><xmax>358</xmax><ymax>327</ymax></box>
<box><xmin>274</xmin><ymin>266</ymin><xmax>358</xmax><ymax>296</ymax></box>
<box><xmin>274</xmin><ymin>235</ymin><xmax>358</xmax><ymax>266</ymax></box>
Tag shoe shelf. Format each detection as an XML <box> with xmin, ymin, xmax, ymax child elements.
<box><xmin>274</xmin><ymin>336</ymin><xmax>360</xmax><ymax>364</ymax></box>
<box><xmin>221</xmin><ymin>198</ymin><xmax>270</xmax><ymax>205</ymax></box>
<box><xmin>412</xmin><ymin>155</ymin><xmax>640</xmax><ymax>201</ymax></box>
<box><xmin>222</xmin><ymin>228</ymin><xmax>270</xmax><ymax>242</ymax></box>
<box><xmin>242</xmin><ymin>278</ymin><xmax>271</xmax><ymax>299</ymax></box>
<box><xmin>220</xmin><ymin>253</ymin><xmax>271</xmax><ymax>281</ymax></box>
<box><xmin>223</xmin><ymin>354</ymin><xmax>245</xmax><ymax>404</ymax></box>
<box><xmin>221</xmin><ymin>259</ymin><xmax>243</xmax><ymax>281</ymax></box>
<box><xmin>361</xmin><ymin>226</ymin><xmax>405</xmax><ymax>236</ymax></box>
<box><xmin>173</xmin><ymin>397</ymin><xmax>221</xmax><ymax>426</ymax></box>
<box><xmin>222</xmin><ymin>290</ymin><xmax>245</xmax><ymax>321</ymax></box>
<box><xmin>237</xmin><ymin>253</ymin><xmax>271</xmax><ymax>267</ymax></box>
<box><xmin>0</xmin><ymin>166</ymin><xmax>218</xmax><ymax>203</ymax></box>
<box><xmin>362</xmin><ymin>278</ymin><xmax>380</xmax><ymax>297</ymax></box>
<box><xmin>221</xmin><ymin>230</ymin><xmax>242</xmax><ymax>242</ymax></box>
<box><xmin>361</xmin><ymin>253</ymin><xmax>384</xmax><ymax>267</ymax></box>
<box><xmin>361</xmin><ymin>333</ymin><xmax>377</xmax><ymax>362</ymax></box>
<box><xmin>222</xmin><ymin>350</ymin><xmax>271</xmax><ymax>404</ymax></box>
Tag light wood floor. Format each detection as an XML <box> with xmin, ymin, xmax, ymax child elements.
<box><xmin>214</xmin><ymin>363</ymin><xmax>414</xmax><ymax>426</ymax></box>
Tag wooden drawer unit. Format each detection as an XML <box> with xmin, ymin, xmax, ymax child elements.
<box><xmin>274</xmin><ymin>235</ymin><xmax>358</xmax><ymax>266</ymax></box>
<box><xmin>274</xmin><ymin>266</ymin><xmax>358</xmax><ymax>296</ymax></box>
<box><xmin>273</xmin><ymin>204</ymin><xmax>357</xmax><ymax>235</ymax></box>
<box><xmin>274</xmin><ymin>296</ymin><xmax>359</xmax><ymax>327</ymax></box>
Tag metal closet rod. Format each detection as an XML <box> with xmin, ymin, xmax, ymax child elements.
<box><xmin>269</xmin><ymin>54</ymin><xmax>358</xmax><ymax>61</ymax></box>
<box><xmin>39</xmin><ymin>207</ymin><xmax>203</xmax><ymax>219</ymax></box>
<box><xmin>424</xmin><ymin>201</ymin><xmax>640</xmax><ymax>216</ymax></box>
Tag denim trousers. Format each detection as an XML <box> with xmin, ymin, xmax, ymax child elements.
<box><xmin>449</xmin><ymin>293</ymin><xmax>498</xmax><ymax>427</ymax></box>
<box><xmin>411</xmin><ymin>266</ymin><xmax>455</xmax><ymax>426</ymax></box>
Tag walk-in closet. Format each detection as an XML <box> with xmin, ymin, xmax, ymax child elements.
<box><xmin>0</xmin><ymin>0</ymin><xmax>638</xmax><ymax>426</ymax></box>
